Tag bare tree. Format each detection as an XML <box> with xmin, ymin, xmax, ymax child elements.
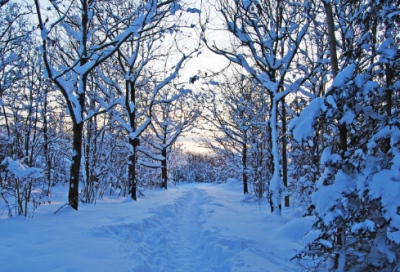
<box><xmin>34</xmin><ymin>0</ymin><xmax>185</xmax><ymax>209</ymax></box>
<box><xmin>140</xmin><ymin>87</ymin><xmax>198</xmax><ymax>189</ymax></box>
<box><xmin>202</xmin><ymin>0</ymin><xmax>316</xmax><ymax>213</ymax></box>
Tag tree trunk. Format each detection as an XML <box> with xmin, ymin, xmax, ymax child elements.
<box><xmin>384</xmin><ymin>64</ymin><xmax>393</xmax><ymax>153</ymax></box>
<box><xmin>270</xmin><ymin>96</ymin><xmax>282</xmax><ymax>215</ymax></box>
<box><xmin>25</xmin><ymin>82</ymin><xmax>33</xmax><ymax>164</ymax></box>
<box><xmin>128</xmin><ymin>79</ymin><xmax>137</xmax><ymax>200</ymax></box>
<box><xmin>335</xmin><ymin>227</ymin><xmax>344</xmax><ymax>271</ymax></box>
<box><xmin>323</xmin><ymin>3</ymin><xmax>345</xmax><ymax>268</ymax></box>
<box><xmin>312</xmin><ymin>134</ymin><xmax>319</xmax><ymax>183</ymax></box>
<box><xmin>43</xmin><ymin>93</ymin><xmax>52</xmax><ymax>196</ymax></box>
<box><xmin>84</xmin><ymin>111</ymin><xmax>94</xmax><ymax>202</ymax></box>
<box><xmin>243</xmin><ymin>142</ymin><xmax>248</xmax><ymax>194</ymax></box>
<box><xmin>162</xmin><ymin>148</ymin><xmax>167</xmax><ymax>189</ymax></box>
<box><xmin>85</xmin><ymin>125</ymin><xmax>91</xmax><ymax>193</ymax></box>
<box><xmin>68</xmin><ymin>0</ymin><xmax>89</xmax><ymax>210</ymax></box>
<box><xmin>281</xmin><ymin>98</ymin><xmax>289</xmax><ymax>207</ymax></box>
<box><xmin>323</xmin><ymin>0</ymin><xmax>338</xmax><ymax>78</ymax></box>
<box><xmin>69</xmin><ymin>121</ymin><xmax>83</xmax><ymax>210</ymax></box>
<box><xmin>128</xmin><ymin>138</ymin><xmax>137</xmax><ymax>200</ymax></box>
<box><xmin>16</xmin><ymin>178</ymin><xmax>23</xmax><ymax>215</ymax></box>
<box><xmin>339</xmin><ymin>123</ymin><xmax>347</xmax><ymax>157</ymax></box>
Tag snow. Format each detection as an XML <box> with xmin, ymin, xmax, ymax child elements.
<box><xmin>332</xmin><ymin>64</ymin><xmax>356</xmax><ymax>88</ymax></box>
<box><xmin>5</xmin><ymin>53</ymin><xmax>17</xmax><ymax>63</ymax></box>
<box><xmin>368</xmin><ymin>148</ymin><xmax>400</xmax><ymax>243</ymax></box>
<box><xmin>243</xmin><ymin>0</ymin><xmax>254</xmax><ymax>9</ymax></box>
<box><xmin>339</xmin><ymin>105</ymin><xmax>356</xmax><ymax>125</ymax></box>
<box><xmin>269</xmin><ymin>97</ymin><xmax>284</xmax><ymax>214</ymax></box>
<box><xmin>60</xmin><ymin>23</ymin><xmax>81</xmax><ymax>41</ymax></box>
<box><xmin>277</xmin><ymin>217</ymin><xmax>315</xmax><ymax>242</ymax></box>
<box><xmin>1</xmin><ymin>157</ymin><xmax>42</xmax><ymax>179</ymax></box>
<box><xmin>137</xmin><ymin>146</ymin><xmax>165</xmax><ymax>161</ymax></box>
<box><xmin>186</xmin><ymin>8</ymin><xmax>200</xmax><ymax>14</ymax></box>
<box><xmin>361</xmin><ymin>81</ymin><xmax>379</xmax><ymax>97</ymax></box>
<box><xmin>326</xmin><ymin>95</ymin><xmax>337</xmax><ymax>108</ymax></box>
<box><xmin>209</xmin><ymin>80</ymin><xmax>220</xmax><ymax>86</ymax></box>
<box><xmin>129</xmin><ymin>118</ymin><xmax>151</xmax><ymax>139</ymax></box>
<box><xmin>318</xmin><ymin>239</ymin><xmax>333</xmax><ymax>249</ymax></box>
<box><xmin>40</xmin><ymin>28</ymin><xmax>48</xmax><ymax>40</ymax></box>
<box><xmin>312</xmin><ymin>170</ymin><xmax>357</xmax><ymax>225</ymax></box>
<box><xmin>75</xmin><ymin>61</ymin><xmax>96</xmax><ymax>75</ymax></box>
<box><xmin>170</xmin><ymin>3</ymin><xmax>181</xmax><ymax>15</ymax></box>
<box><xmin>378</xmin><ymin>38</ymin><xmax>393</xmax><ymax>52</ymax></box>
<box><xmin>368</xmin><ymin>126</ymin><xmax>400</xmax><ymax>150</ymax></box>
<box><xmin>351</xmin><ymin>219</ymin><xmax>375</xmax><ymax>233</ymax></box>
<box><xmin>302</xmin><ymin>230</ymin><xmax>322</xmax><ymax>246</ymax></box>
<box><xmin>138</xmin><ymin>160</ymin><xmax>161</xmax><ymax>168</ymax></box>
<box><xmin>0</xmin><ymin>182</ymin><xmax>311</xmax><ymax>271</ymax></box>
<box><xmin>290</xmin><ymin>97</ymin><xmax>325</xmax><ymax>142</ymax></box>
<box><xmin>321</xmin><ymin>146</ymin><xmax>342</xmax><ymax>165</ymax></box>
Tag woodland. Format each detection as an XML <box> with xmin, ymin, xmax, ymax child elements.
<box><xmin>0</xmin><ymin>0</ymin><xmax>400</xmax><ymax>271</ymax></box>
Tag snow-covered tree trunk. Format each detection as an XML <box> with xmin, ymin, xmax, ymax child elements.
<box><xmin>281</xmin><ymin>98</ymin><xmax>289</xmax><ymax>207</ymax></box>
<box><xmin>127</xmin><ymin>79</ymin><xmax>138</xmax><ymax>200</ymax></box>
<box><xmin>269</xmin><ymin>95</ymin><xmax>282</xmax><ymax>214</ymax></box>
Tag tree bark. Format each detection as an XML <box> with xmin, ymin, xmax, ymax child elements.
<box><xmin>128</xmin><ymin>138</ymin><xmax>137</xmax><ymax>200</ymax></box>
<box><xmin>69</xmin><ymin>45</ymin><xmax>87</xmax><ymax>210</ymax></box>
<box><xmin>128</xmin><ymin>80</ymin><xmax>137</xmax><ymax>200</ymax></box>
<box><xmin>384</xmin><ymin>63</ymin><xmax>393</xmax><ymax>153</ymax></box>
<box><xmin>162</xmin><ymin>148</ymin><xmax>167</xmax><ymax>189</ymax></box>
<box><xmin>339</xmin><ymin>123</ymin><xmax>347</xmax><ymax>157</ymax></box>
<box><xmin>270</xmin><ymin>96</ymin><xmax>282</xmax><ymax>215</ymax></box>
<box><xmin>281</xmin><ymin>98</ymin><xmax>289</xmax><ymax>207</ymax></box>
<box><xmin>43</xmin><ymin>92</ymin><xmax>52</xmax><ymax>196</ymax></box>
<box><xmin>84</xmin><ymin>98</ymin><xmax>95</xmax><ymax>202</ymax></box>
<box><xmin>243</xmin><ymin>142</ymin><xmax>248</xmax><ymax>194</ymax></box>
<box><xmin>85</xmin><ymin>121</ymin><xmax>91</xmax><ymax>201</ymax></box>
<box><xmin>69</xmin><ymin>121</ymin><xmax>83</xmax><ymax>210</ymax></box>
<box><xmin>323</xmin><ymin>0</ymin><xmax>338</xmax><ymax>78</ymax></box>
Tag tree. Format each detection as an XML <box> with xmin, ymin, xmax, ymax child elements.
<box><xmin>34</xmin><ymin>0</ymin><xmax>186</xmax><ymax>209</ymax></box>
<box><xmin>202</xmin><ymin>0</ymin><xmax>317</xmax><ymax>213</ymax></box>
<box><xmin>0</xmin><ymin>1</ymin><xmax>32</xmax><ymax>102</ymax></box>
<box><xmin>95</xmin><ymin>27</ymin><xmax>199</xmax><ymax>199</ymax></box>
<box><xmin>201</xmin><ymin>72</ymin><xmax>265</xmax><ymax>195</ymax></box>
<box><xmin>292</xmin><ymin>0</ymin><xmax>400</xmax><ymax>269</ymax></box>
<box><xmin>140</xmin><ymin>86</ymin><xmax>198</xmax><ymax>189</ymax></box>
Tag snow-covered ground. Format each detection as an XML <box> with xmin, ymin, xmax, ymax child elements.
<box><xmin>0</xmin><ymin>181</ymin><xmax>314</xmax><ymax>272</ymax></box>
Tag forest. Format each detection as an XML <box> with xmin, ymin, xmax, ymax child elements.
<box><xmin>0</xmin><ymin>0</ymin><xmax>400</xmax><ymax>271</ymax></box>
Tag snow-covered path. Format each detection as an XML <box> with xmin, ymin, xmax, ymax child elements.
<box><xmin>93</xmin><ymin>185</ymin><xmax>301</xmax><ymax>271</ymax></box>
<box><xmin>116</xmin><ymin>187</ymin><xmax>211</xmax><ymax>271</ymax></box>
<box><xmin>0</xmin><ymin>182</ymin><xmax>311</xmax><ymax>272</ymax></box>
<box><xmin>167</xmin><ymin>188</ymin><xmax>204</xmax><ymax>271</ymax></box>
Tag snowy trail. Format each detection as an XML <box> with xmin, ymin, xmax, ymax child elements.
<box><xmin>167</xmin><ymin>188</ymin><xmax>203</xmax><ymax>271</ymax></box>
<box><xmin>93</xmin><ymin>185</ymin><xmax>300</xmax><ymax>272</ymax></box>
<box><xmin>94</xmin><ymin>187</ymin><xmax>214</xmax><ymax>271</ymax></box>
<box><xmin>1</xmin><ymin>183</ymin><xmax>306</xmax><ymax>272</ymax></box>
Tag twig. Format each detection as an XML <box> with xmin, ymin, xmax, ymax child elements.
<box><xmin>54</xmin><ymin>202</ymin><xmax>70</xmax><ymax>214</ymax></box>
